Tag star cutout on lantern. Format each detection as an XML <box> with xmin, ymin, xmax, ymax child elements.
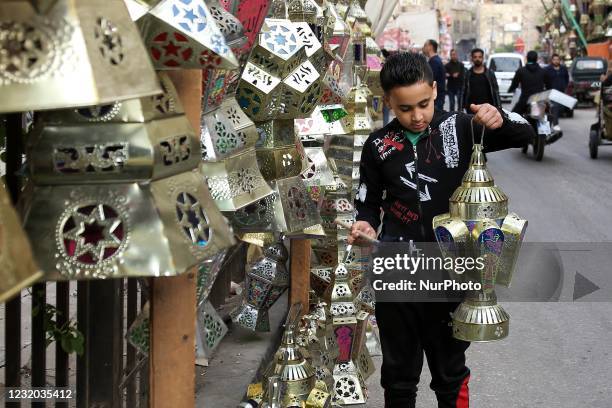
<box><xmin>62</xmin><ymin>204</ymin><xmax>123</xmax><ymax>264</ymax></box>
<box><xmin>274</xmin><ymin>33</ymin><xmax>287</xmax><ymax>46</ymax></box>
<box><xmin>176</xmin><ymin>193</ymin><xmax>210</xmax><ymax>246</ymax></box>
<box><xmin>183</xmin><ymin>8</ymin><xmax>198</xmax><ymax>23</ymax></box>
<box><xmin>163</xmin><ymin>41</ymin><xmax>181</xmax><ymax>56</ymax></box>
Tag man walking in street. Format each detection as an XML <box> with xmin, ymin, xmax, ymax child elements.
<box><xmin>508</xmin><ymin>50</ymin><xmax>551</xmax><ymax>115</ymax></box>
<box><xmin>423</xmin><ymin>39</ymin><xmax>446</xmax><ymax>111</ymax></box>
<box><xmin>544</xmin><ymin>53</ymin><xmax>570</xmax><ymax>125</ymax></box>
<box><xmin>445</xmin><ymin>49</ymin><xmax>465</xmax><ymax>111</ymax></box>
<box><xmin>461</xmin><ymin>48</ymin><xmax>501</xmax><ymax>110</ymax></box>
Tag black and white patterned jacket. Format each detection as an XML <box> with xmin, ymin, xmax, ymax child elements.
<box><xmin>354</xmin><ymin>108</ymin><xmax>534</xmax><ymax>242</ymax></box>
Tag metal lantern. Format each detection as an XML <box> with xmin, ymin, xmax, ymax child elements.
<box><xmin>225</xmin><ymin>192</ymin><xmax>278</xmax><ymax>233</ymax></box>
<box><xmin>201</xmin><ymin>146</ymin><xmax>274</xmax><ymax>211</ymax></box>
<box><xmin>201</xmin><ymin>98</ymin><xmax>259</xmax><ymax>161</ymax></box>
<box><xmin>330</xmin><ymin>263</ymin><xmax>359</xmax><ymax>363</ymax></box>
<box><xmin>0</xmin><ymin>0</ymin><xmax>161</xmax><ymax>113</ymax></box>
<box><xmin>249</xmin><ymin>18</ymin><xmax>307</xmax><ymax>78</ymax></box>
<box><xmin>272</xmin><ymin>176</ymin><xmax>323</xmax><ymax>233</ymax></box>
<box><xmin>263</xmin><ymin>324</ymin><xmax>317</xmax><ymax>405</ymax></box>
<box><xmin>231</xmin><ymin>239</ymin><xmax>289</xmax><ymax>331</ymax></box>
<box><xmin>206</xmin><ymin>0</ymin><xmax>248</xmax><ymax>50</ymax></box>
<box><xmin>195</xmin><ymin>300</ymin><xmax>229</xmax><ymax>360</ymax></box>
<box><xmin>293</xmin><ymin>22</ymin><xmax>328</xmax><ymax>72</ymax></box>
<box><xmin>236</xmin><ymin>62</ymin><xmax>282</xmax><ymax>121</ymax></box>
<box><xmin>22</xmin><ymin>169</ymin><xmax>235</xmax><ymax>280</ymax></box>
<box><xmin>433</xmin><ymin>144</ymin><xmax>527</xmax><ymax>342</ymax></box>
<box><xmin>28</xmin><ymin>107</ymin><xmax>200</xmax><ymax>185</ymax></box>
<box><xmin>277</xmin><ymin>60</ymin><xmax>324</xmax><ymax>119</ymax></box>
<box><xmin>130</xmin><ymin>0</ymin><xmax>239</xmax><ymax>70</ymax></box>
<box><xmin>324</xmin><ymin>2</ymin><xmax>351</xmax><ymax>59</ymax></box>
<box><xmin>0</xmin><ymin>184</ymin><xmax>42</xmax><ymax>303</ymax></box>
<box><xmin>301</xmin><ymin>147</ymin><xmax>336</xmax><ymax>189</ymax></box>
<box><xmin>257</xmin><ymin>146</ymin><xmax>305</xmax><ymax>181</ymax></box>
<box><xmin>331</xmin><ymin>361</ymin><xmax>367</xmax><ymax>405</ymax></box>
<box><xmin>196</xmin><ymin>249</ymin><xmax>228</xmax><ymax>305</ymax></box>
<box><xmin>256</xmin><ymin>119</ymin><xmax>296</xmax><ymax>147</ymax></box>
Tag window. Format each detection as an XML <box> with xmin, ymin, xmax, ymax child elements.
<box><xmin>489</xmin><ymin>57</ymin><xmax>522</xmax><ymax>72</ymax></box>
<box><xmin>576</xmin><ymin>60</ymin><xmax>605</xmax><ymax>70</ymax></box>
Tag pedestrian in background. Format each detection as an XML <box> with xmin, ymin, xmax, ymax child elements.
<box><xmin>461</xmin><ymin>48</ymin><xmax>501</xmax><ymax>110</ymax></box>
<box><xmin>544</xmin><ymin>53</ymin><xmax>569</xmax><ymax>125</ymax></box>
<box><xmin>423</xmin><ymin>39</ymin><xmax>446</xmax><ymax>111</ymax></box>
<box><xmin>508</xmin><ymin>50</ymin><xmax>551</xmax><ymax>115</ymax></box>
<box><xmin>445</xmin><ymin>49</ymin><xmax>465</xmax><ymax>111</ymax></box>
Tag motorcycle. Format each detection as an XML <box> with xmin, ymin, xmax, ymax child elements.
<box><xmin>521</xmin><ymin>96</ymin><xmax>564</xmax><ymax>161</ymax></box>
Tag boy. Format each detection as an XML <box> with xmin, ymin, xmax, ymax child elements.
<box><xmin>348</xmin><ymin>53</ymin><xmax>534</xmax><ymax>407</ymax></box>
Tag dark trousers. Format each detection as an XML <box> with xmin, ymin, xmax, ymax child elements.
<box><xmin>435</xmin><ymin>90</ymin><xmax>446</xmax><ymax>111</ymax></box>
<box><xmin>376</xmin><ymin>301</ymin><xmax>471</xmax><ymax>408</ymax></box>
<box><xmin>447</xmin><ymin>88</ymin><xmax>461</xmax><ymax>112</ymax></box>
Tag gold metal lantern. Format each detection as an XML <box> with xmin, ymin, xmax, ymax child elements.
<box><xmin>201</xmin><ymin>98</ymin><xmax>259</xmax><ymax>161</ymax></box>
<box><xmin>263</xmin><ymin>324</ymin><xmax>317</xmax><ymax>405</ymax></box>
<box><xmin>433</xmin><ymin>144</ymin><xmax>527</xmax><ymax>342</ymax></box>
<box><xmin>331</xmin><ymin>361</ymin><xmax>367</xmax><ymax>405</ymax></box>
<box><xmin>0</xmin><ymin>184</ymin><xmax>42</xmax><ymax>302</ymax></box>
<box><xmin>236</xmin><ymin>62</ymin><xmax>282</xmax><ymax>121</ymax></box>
<box><xmin>249</xmin><ymin>18</ymin><xmax>307</xmax><ymax>78</ymax></box>
<box><xmin>129</xmin><ymin>0</ymin><xmax>239</xmax><ymax>70</ymax></box>
<box><xmin>231</xmin><ymin>239</ymin><xmax>290</xmax><ymax>331</ymax></box>
<box><xmin>201</xmin><ymin>146</ymin><xmax>274</xmax><ymax>211</ymax></box>
<box><xmin>21</xmin><ymin>169</ymin><xmax>235</xmax><ymax>280</ymax></box>
<box><xmin>272</xmin><ymin>176</ymin><xmax>323</xmax><ymax>233</ymax></box>
<box><xmin>277</xmin><ymin>60</ymin><xmax>324</xmax><ymax>119</ymax></box>
<box><xmin>0</xmin><ymin>0</ymin><xmax>161</xmax><ymax>113</ymax></box>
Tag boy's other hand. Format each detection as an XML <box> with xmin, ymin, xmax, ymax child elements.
<box><xmin>348</xmin><ymin>221</ymin><xmax>377</xmax><ymax>246</ymax></box>
<box><xmin>470</xmin><ymin>103</ymin><xmax>503</xmax><ymax>129</ymax></box>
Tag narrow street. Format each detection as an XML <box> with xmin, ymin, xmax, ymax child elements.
<box><xmin>366</xmin><ymin>107</ymin><xmax>612</xmax><ymax>407</ymax></box>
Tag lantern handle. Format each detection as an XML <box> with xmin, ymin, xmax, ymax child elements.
<box><xmin>470</xmin><ymin>116</ymin><xmax>486</xmax><ymax>149</ymax></box>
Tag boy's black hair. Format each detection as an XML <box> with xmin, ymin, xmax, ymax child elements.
<box><xmin>471</xmin><ymin>48</ymin><xmax>484</xmax><ymax>56</ymax></box>
<box><xmin>427</xmin><ymin>39</ymin><xmax>438</xmax><ymax>53</ymax></box>
<box><xmin>379</xmin><ymin>52</ymin><xmax>433</xmax><ymax>93</ymax></box>
<box><xmin>527</xmin><ymin>50</ymin><xmax>538</xmax><ymax>63</ymax></box>
<box><xmin>551</xmin><ymin>53</ymin><xmax>560</xmax><ymax>59</ymax></box>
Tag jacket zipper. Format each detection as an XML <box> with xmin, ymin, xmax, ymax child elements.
<box><xmin>412</xmin><ymin>144</ymin><xmax>427</xmax><ymax>240</ymax></box>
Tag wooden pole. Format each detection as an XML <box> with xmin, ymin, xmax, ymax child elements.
<box><xmin>148</xmin><ymin>69</ymin><xmax>201</xmax><ymax>408</ymax></box>
<box><xmin>289</xmin><ymin>239</ymin><xmax>311</xmax><ymax>317</ymax></box>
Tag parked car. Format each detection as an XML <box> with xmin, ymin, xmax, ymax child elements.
<box><xmin>568</xmin><ymin>57</ymin><xmax>608</xmax><ymax>106</ymax></box>
<box><xmin>487</xmin><ymin>53</ymin><xmax>525</xmax><ymax>102</ymax></box>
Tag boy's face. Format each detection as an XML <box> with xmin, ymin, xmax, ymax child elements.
<box><xmin>385</xmin><ymin>81</ymin><xmax>437</xmax><ymax>133</ymax></box>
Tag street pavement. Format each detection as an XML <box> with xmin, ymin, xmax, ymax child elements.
<box><xmin>365</xmin><ymin>107</ymin><xmax>612</xmax><ymax>407</ymax></box>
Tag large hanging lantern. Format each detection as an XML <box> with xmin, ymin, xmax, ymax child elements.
<box><xmin>231</xmin><ymin>239</ymin><xmax>289</xmax><ymax>331</ymax></box>
<box><xmin>433</xmin><ymin>144</ymin><xmax>527</xmax><ymax>342</ymax></box>
<box><xmin>128</xmin><ymin>0</ymin><xmax>239</xmax><ymax>69</ymax></box>
<box><xmin>22</xmin><ymin>74</ymin><xmax>235</xmax><ymax>280</ymax></box>
<box><xmin>0</xmin><ymin>0</ymin><xmax>161</xmax><ymax>113</ymax></box>
<box><xmin>0</xmin><ymin>184</ymin><xmax>42</xmax><ymax>302</ymax></box>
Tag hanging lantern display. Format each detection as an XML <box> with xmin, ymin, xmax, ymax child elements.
<box><xmin>0</xmin><ymin>0</ymin><xmax>161</xmax><ymax>113</ymax></box>
<box><xmin>433</xmin><ymin>144</ymin><xmax>527</xmax><ymax>342</ymax></box>
<box><xmin>271</xmin><ymin>176</ymin><xmax>323</xmax><ymax>233</ymax></box>
<box><xmin>22</xmin><ymin>74</ymin><xmax>235</xmax><ymax>280</ymax></box>
<box><xmin>231</xmin><ymin>239</ymin><xmax>289</xmax><ymax>331</ymax></box>
<box><xmin>0</xmin><ymin>184</ymin><xmax>42</xmax><ymax>303</ymax></box>
<box><xmin>128</xmin><ymin>0</ymin><xmax>239</xmax><ymax>70</ymax></box>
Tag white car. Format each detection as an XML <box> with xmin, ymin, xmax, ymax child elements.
<box><xmin>487</xmin><ymin>53</ymin><xmax>525</xmax><ymax>101</ymax></box>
